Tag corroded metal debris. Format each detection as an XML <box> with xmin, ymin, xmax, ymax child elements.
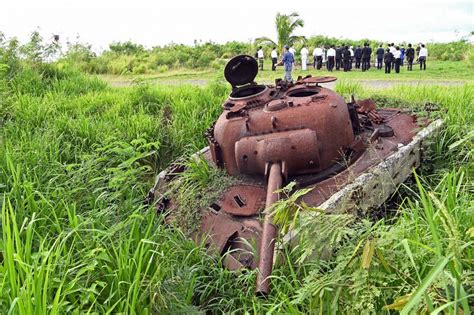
<box><xmin>150</xmin><ymin>55</ymin><xmax>429</xmax><ymax>295</ymax></box>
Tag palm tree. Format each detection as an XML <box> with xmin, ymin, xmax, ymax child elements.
<box><xmin>256</xmin><ymin>12</ymin><xmax>305</xmax><ymax>52</ymax></box>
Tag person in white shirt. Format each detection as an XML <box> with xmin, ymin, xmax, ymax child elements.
<box><xmin>257</xmin><ymin>46</ymin><xmax>264</xmax><ymax>70</ymax></box>
<box><xmin>416</xmin><ymin>43</ymin><xmax>422</xmax><ymax>59</ymax></box>
<box><xmin>418</xmin><ymin>44</ymin><xmax>428</xmax><ymax>70</ymax></box>
<box><xmin>389</xmin><ymin>43</ymin><xmax>396</xmax><ymax>54</ymax></box>
<box><xmin>313</xmin><ymin>46</ymin><xmax>323</xmax><ymax>69</ymax></box>
<box><xmin>271</xmin><ymin>47</ymin><xmax>278</xmax><ymax>71</ymax></box>
<box><xmin>289</xmin><ymin>46</ymin><xmax>296</xmax><ymax>68</ymax></box>
<box><xmin>300</xmin><ymin>46</ymin><xmax>309</xmax><ymax>70</ymax></box>
<box><xmin>393</xmin><ymin>46</ymin><xmax>401</xmax><ymax>73</ymax></box>
<box><xmin>326</xmin><ymin>45</ymin><xmax>336</xmax><ymax>71</ymax></box>
<box><xmin>389</xmin><ymin>43</ymin><xmax>397</xmax><ymax>69</ymax></box>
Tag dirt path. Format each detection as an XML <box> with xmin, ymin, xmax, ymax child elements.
<box><xmin>107</xmin><ymin>78</ymin><xmax>468</xmax><ymax>89</ymax></box>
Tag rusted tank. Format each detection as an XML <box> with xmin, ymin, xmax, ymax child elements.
<box><xmin>149</xmin><ymin>55</ymin><xmax>439</xmax><ymax>295</ymax></box>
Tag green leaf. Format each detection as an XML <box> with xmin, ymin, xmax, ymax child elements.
<box><xmin>361</xmin><ymin>238</ymin><xmax>375</xmax><ymax>269</ymax></box>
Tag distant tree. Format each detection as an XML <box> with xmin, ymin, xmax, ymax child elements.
<box><xmin>19</xmin><ymin>31</ymin><xmax>60</xmax><ymax>63</ymax></box>
<box><xmin>109</xmin><ymin>41</ymin><xmax>145</xmax><ymax>55</ymax></box>
<box><xmin>64</xmin><ymin>42</ymin><xmax>96</xmax><ymax>62</ymax></box>
<box><xmin>255</xmin><ymin>12</ymin><xmax>305</xmax><ymax>52</ymax></box>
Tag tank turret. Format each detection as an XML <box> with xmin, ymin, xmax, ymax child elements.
<box><xmin>207</xmin><ymin>55</ymin><xmax>364</xmax><ymax>294</ymax></box>
<box><xmin>209</xmin><ymin>55</ymin><xmax>358</xmax><ymax>178</ymax></box>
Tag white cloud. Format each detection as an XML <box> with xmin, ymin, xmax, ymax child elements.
<box><xmin>1</xmin><ymin>0</ymin><xmax>472</xmax><ymax>49</ymax></box>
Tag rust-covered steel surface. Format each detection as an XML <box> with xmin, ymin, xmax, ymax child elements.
<box><xmin>151</xmin><ymin>55</ymin><xmax>427</xmax><ymax>295</ymax></box>
<box><xmin>255</xmin><ymin>162</ymin><xmax>283</xmax><ymax>295</ymax></box>
<box><xmin>212</xmin><ymin>78</ymin><xmax>355</xmax><ymax>177</ymax></box>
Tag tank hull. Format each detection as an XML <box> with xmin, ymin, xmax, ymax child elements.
<box><xmin>148</xmin><ymin>56</ymin><xmax>442</xmax><ymax>294</ymax></box>
<box><xmin>149</xmin><ymin>108</ymin><xmax>441</xmax><ymax>271</ymax></box>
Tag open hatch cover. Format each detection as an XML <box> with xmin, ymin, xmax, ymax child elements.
<box><xmin>224</xmin><ymin>55</ymin><xmax>258</xmax><ymax>87</ymax></box>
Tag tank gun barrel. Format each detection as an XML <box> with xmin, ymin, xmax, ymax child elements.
<box><xmin>255</xmin><ymin>162</ymin><xmax>283</xmax><ymax>295</ymax></box>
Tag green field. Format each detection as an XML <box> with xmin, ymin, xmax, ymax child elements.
<box><xmin>100</xmin><ymin>60</ymin><xmax>474</xmax><ymax>87</ymax></box>
<box><xmin>0</xmin><ymin>59</ymin><xmax>473</xmax><ymax>313</ymax></box>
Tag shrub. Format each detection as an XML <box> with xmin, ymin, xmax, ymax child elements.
<box><xmin>157</xmin><ymin>65</ymin><xmax>168</xmax><ymax>73</ymax></box>
<box><xmin>133</xmin><ymin>64</ymin><xmax>147</xmax><ymax>74</ymax></box>
<box><xmin>425</xmin><ymin>40</ymin><xmax>470</xmax><ymax>61</ymax></box>
<box><xmin>466</xmin><ymin>45</ymin><xmax>474</xmax><ymax>68</ymax></box>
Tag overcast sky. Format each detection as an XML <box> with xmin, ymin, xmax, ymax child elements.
<box><xmin>2</xmin><ymin>0</ymin><xmax>473</xmax><ymax>51</ymax></box>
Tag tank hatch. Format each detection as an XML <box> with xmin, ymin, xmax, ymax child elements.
<box><xmin>224</xmin><ymin>54</ymin><xmax>259</xmax><ymax>87</ymax></box>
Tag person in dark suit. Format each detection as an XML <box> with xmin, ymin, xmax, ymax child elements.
<box><xmin>343</xmin><ymin>46</ymin><xmax>351</xmax><ymax>72</ymax></box>
<box><xmin>376</xmin><ymin>44</ymin><xmax>384</xmax><ymax>69</ymax></box>
<box><xmin>335</xmin><ymin>46</ymin><xmax>342</xmax><ymax>70</ymax></box>
<box><xmin>416</xmin><ymin>43</ymin><xmax>421</xmax><ymax>61</ymax></box>
<box><xmin>405</xmin><ymin>43</ymin><xmax>415</xmax><ymax>71</ymax></box>
<box><xmin>361</xmin><ymin>43</ymin><xmax>371</xmax><ymax>72</ymax></box>
<box><xmin>367</xmin><ymin>44</ymin><xmax>372</xmax><ymax>69</ymax></box>
<box><xmin>384</xmin><ymin>48</ymin><xmax>393</xmax><ymax>74</ymax></box>
<box><xmin>354</xmin><ymin>45</ymin><xmax>362</xmax><ymax>69</ymax></box>
<box><xmin>348</xmin><ymin>46</ymin><xmax>354</xmax><ymax>70</ymax></box>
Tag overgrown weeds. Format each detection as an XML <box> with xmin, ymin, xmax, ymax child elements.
<box><xmin>165</xmin><ymin>155</ymin><xmax>237</xmax><ymax>236</ymax></box>
<box><xmin>0</xmin><ymin>54</ymin><xmax>230</xmax><ymax>312</ymax></box>
<box><xmin>0</xmin><ymin>40</ymin><xmax>472</xmax><ymax>313</ymax></box>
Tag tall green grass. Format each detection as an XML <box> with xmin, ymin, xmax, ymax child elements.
<box><xmin>0</xmin><ymin>64</ymin><xmax>230</xmax><ymax>313</ymax></box>
<box><xmin>0</xmin><ymin>60</ymin><xmax>472</xmax><ymax>313</ymax></box>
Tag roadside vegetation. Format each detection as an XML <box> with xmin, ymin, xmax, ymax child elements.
<box><xmin>63</xmin><ymin>37</ymin><xmax>473</xmax><ymax>76</ymax></box>
<box><xmin>3</xmin><ymin>28</ymin><xmax>471</xmax><ymax>76</ymax></box>
<box><xmin>0</xmin><ymin>31</ymin><xmax>473</xmax><ymax>313</ymax></box>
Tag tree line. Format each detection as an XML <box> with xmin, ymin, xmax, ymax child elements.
<box><xmin>1</xmin><ymin>29</ymin><xmax>472</xmax><ymax>76</ymax></box>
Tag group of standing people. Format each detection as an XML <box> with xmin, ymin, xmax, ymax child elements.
<box><xmin>324</xmin><ymin>43</ymin><xmax>374</xmax><ymax>72</ymax></box>
<box><xmin>256</xmin><ymin>42</ymin><xmax>429</xmax><ymax>82</ymax></box>
<box><xmin>379</xmin><ymin>43</ymin><xmax>428</xmax><ymax>73</ymax></box>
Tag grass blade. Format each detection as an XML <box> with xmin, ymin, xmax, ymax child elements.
<box><xmin>400</xmin><ymin>256</ymin><xmax>450</xmax><ymax>315</ymax></box>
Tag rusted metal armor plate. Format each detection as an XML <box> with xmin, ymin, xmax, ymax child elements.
<box><xmin>297</xmin><ymin>76</ymin><xmax>338</xmax><ymax>84</ymax></box>
<box><xmin>212</xmin><ymin>84</ymin><xmax>355</xmax><ymax>176</ymax></box>
<box><xmin>198</xmin><ymin>209</ymin><xmax>262</xmax><ymax>270</ymax></box>
<box><xmin>219</xmin><ymin>185</ymin><xmax>266</xmax><ymax>216</ymax></box>
<box><xmin>235</xmin><ymin>129</ymin><xmax>321</xmax><ymax>175</ymax></box>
